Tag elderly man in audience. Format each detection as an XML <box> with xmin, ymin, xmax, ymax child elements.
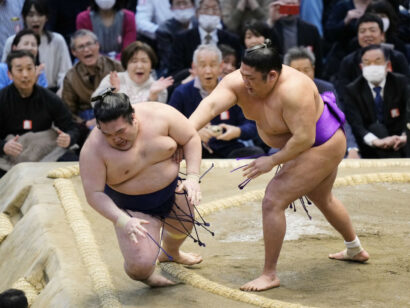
<box><xmin>62</xmin><ymin>29</ymin><xmax>123</xmax><ymax>146</ymax></box>
<box><xmin>0</xmin><ymin>50</ymin><xmax>78</xmax><ymax>178</ymax></box>
<box><xmin>344</xmin><ymin>45</ymin><xmax>409</xmax><ymax>158</ymax></box>
<box><xmin>168</xmin><ymin>44</ymin><xmax>264</xmax><ymax>158</ymax></box>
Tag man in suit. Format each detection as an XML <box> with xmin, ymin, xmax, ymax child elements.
<box><xmin>283</xmin><ymin>46</ymin><xmax>360</xmax><ymax>158</ymax></box>
<box><xmin>336</xmin><ymin>13</ymin><xmax>409</xmax><ymax>99</ymax></box>
<box><xmin>156</xmin><ymin>0</ymin><xmax>196</xmax><ymax>77</ymax></box>
<box><xmin>344</xmin><ymin>44</ymin><xmax>409</xmax><ymax>158</ymax></box>
<box><xmin>168</xmin><ymin>0</ymin><xmax>241</xmax><ymax>76</ymax></box>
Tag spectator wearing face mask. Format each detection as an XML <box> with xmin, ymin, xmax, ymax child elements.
<box><xmin>156</xmin><ymin>0</ymin><xmax>197</xmax><ymax>77</ymax></box>
<box><xmin>76</xmin><ymin>0</ymin><xmax>137</xmax><ymax>60</ymax></box>
<box><xmin>335</xmin><ymin>13</ymin><xmax>409</xmax><ymax>100</ymax></box>
<box><xmin>343</xmin><ymin>45</ymin><xmax>409</xmax><ymax>158</ymax></box>
<box><xmin>168</xmin><ymin>0</ymin><xmax>241</xmax><ymax>77</ymax></box>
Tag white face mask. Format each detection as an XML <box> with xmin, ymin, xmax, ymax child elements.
<box><xmin>173</xmin><ymin>8</ymin><xmax>195</xmax><ymax>23</ymax></box>
<box><xmin>362</xmin><ymin>64</ymin><xmax>386</xmax><ymax>84</ymax></box>
<box><xmin>95</xmin><ymin>0</ymin><xmax>116</xmax><ymax>10</ymax></box>
<box><xmin>198</xmin><ymin>14</ymin><xmax>220</xmax><ymax>32</ymax></box>
<box><xmin>381</xmin><ymin>17</ymin><xmax>390</xmax><ymax>32</ymax></box>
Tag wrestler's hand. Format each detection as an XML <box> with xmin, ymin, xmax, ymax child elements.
<box><xmin>172</xmin><ymin>145</ymin><xmax>184</xmax><ymax>163</ymax></box>
<box><xmin>242</xmin><ymin>156</ymin><xmax>274</xmax><ymax>179</ymax></box>
<box><xmin>176</xmin><ymin>174</ymin><xmax>201</xmax><ymax>206</ymax></box>
<box><xmin>116</xmin><ymin>213</ymin><xmax>149</xmax><ymax>244</ymax></box>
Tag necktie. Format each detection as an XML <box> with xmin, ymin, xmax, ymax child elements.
<box><xmin>373</xmin><ymin>86</ymin><xmax>384</xmax><ymax>123</ymax></box>
<box><xmin>204</xmin><ymin>34</ymin><xmax>212</xmax><ymax>44</ymax></box>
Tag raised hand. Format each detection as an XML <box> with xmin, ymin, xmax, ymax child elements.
<box><xmin>55</xmin><ymin>128</ymin><xmax>71</xmax><ymax>148</ymax></box>
<box><xmin>109</xmin><ymin>71</ymin><xmax>121</xmax><ymax>91</ymax></box>
<box><xmin>149</xmin><ymin>76</ymin><xmax>174</xmax><ymax>99</ymax></box>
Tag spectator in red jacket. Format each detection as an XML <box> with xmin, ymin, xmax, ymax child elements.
<box><xmin>76</xmin><ymin>0</ymin><xmax>137</xmax><ymax>60</ymax></box>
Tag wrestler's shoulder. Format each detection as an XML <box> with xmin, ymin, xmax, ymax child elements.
<box><xmin>82</xmin><ymin>129</ymin><xmax>107</xmax><ymax>154</ymax></box>
<box><xmin>280</xmin><ymin>68</ymin><xmax>315</xmax><ymax>93</ymax></box>
<box><xmin>219</xmin><ymin>70</ymin><xmax>244</xmax><ymax>89</ymax></box>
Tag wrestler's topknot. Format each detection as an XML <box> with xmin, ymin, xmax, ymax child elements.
<box><xmin>93</xmin><ymin>89</ymin><xmax>134</xmax><ymax>125</ymax></box>
<box><xmin>242</xmin><ymin>39</ymin><xmax>282</xmax><ymax>78</ymax></box>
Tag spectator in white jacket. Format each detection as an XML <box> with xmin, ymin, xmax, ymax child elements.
<box><xmin>135</xmin><ymin>0</ymin><xmax>173</xmax><ymax>40</ymax></box>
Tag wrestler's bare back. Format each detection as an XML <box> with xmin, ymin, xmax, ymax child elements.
<box><xmin>231</xmin><ymin>66</ymin><xmax>323</xmax><ymax>149</ymax></box>
<box><xmin>83</xmin><ymin>103</ymin><xmax>179</xmax><ymax>195</ymax></box>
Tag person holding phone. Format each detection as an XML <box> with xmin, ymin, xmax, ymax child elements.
<box><xmin>267</xmin><ymin>0</ymin><xmax>323</xmax><ymax>77</ymax></box>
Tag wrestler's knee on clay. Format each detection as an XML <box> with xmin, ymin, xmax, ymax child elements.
<box><xmin>124</xmin><ymin>261</ymin><xmax>155</xmax><ymax>281</ymax></box>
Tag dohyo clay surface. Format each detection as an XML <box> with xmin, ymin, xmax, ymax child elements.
<box><xmin>1</xmin><ymin>160</ymin><xmax>410</xmax><ymax>308</ymax></box>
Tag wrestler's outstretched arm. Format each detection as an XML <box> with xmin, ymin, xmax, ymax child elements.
<box><xmin>158</xmin><ymin>104</ymin><xmax>202</xmax><ymax>206</ymax></box>
<box><xmin>79</xmin><ymin>139</ymin><xmax>148</xmax><ymax>243</ymax></box>
<box><xmin>243</xmin><ymin>81</ymin><xmax>317</xmax><ymax>179</ymax></box>
<box><xmin>189</xmin><ymin>76</ymin><xmax>238</xmax><ymax>131</ymax></box>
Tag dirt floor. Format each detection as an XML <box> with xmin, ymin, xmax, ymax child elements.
<box><xmin>0</xmin><ymin>160</ymin><xmax>410</xmax><ymax>308</ymax></box>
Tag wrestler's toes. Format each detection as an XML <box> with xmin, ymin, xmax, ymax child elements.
<box><xmin>329</xmin><ymin>250</ymin><xmax>369</xmax><ymax>262</ymax></box>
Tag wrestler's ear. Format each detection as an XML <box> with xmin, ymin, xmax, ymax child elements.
<box><xmin>267</xmin><ymin>70</ymin><xmax>278</xmax><ymax>82</ymax></box>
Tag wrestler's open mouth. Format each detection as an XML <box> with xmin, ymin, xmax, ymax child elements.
<box><xmin>116</xmin><ymin>140</ymin><xmax>127</xmax><ymax>147</ymax></box>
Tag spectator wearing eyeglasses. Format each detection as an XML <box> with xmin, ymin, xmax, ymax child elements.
<box><xmin>62</xmin><ymin>29</ymin><xmax>123</xmax><ymax>148</ymax></box>
<box><xmin>168</xmin><ymin>0</ymin><xmax>241</xmax><ymax>77</ymax></box>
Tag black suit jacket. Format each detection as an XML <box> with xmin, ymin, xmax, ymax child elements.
<box><xmin>169</xmin><ymin>27</ymin><xmax>241</xmax><ymax>76</ymax></box>
<box><xmin>337</xmin><ymin>48</ymin><xmax>410</xmax><ymax>100</ymax></box>
<box><xmin>344</xmin><ymin>72</ymin><xmax>409</xmax><ymax>141</ymax></box>
<box><xmin>274</xmin><ymin>19</ymin><xmax>323</xmax><ymax>77</ymax></box>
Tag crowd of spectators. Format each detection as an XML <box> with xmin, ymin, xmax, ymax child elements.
<box><xmin>1</xmin><ymin>0</ymin><xmax>410</xmax><ymax>178</ymax></box>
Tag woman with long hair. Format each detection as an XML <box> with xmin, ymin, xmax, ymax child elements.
<box><xmin>1</xmin><ymin>0</ymin><xmax>73</xmax><ymax>92</ymax></box>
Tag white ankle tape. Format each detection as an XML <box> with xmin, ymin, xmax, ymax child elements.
<box><xmin>344</xmin><ymin>236</ymin><xmax>361</xmax><ymax>249</ymax></box>
<box><xmin>344</xmin><ymin>236</ymin><xmax>363</xmax><ymax>258</ymax></box>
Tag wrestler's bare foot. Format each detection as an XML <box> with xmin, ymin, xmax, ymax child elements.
<box><xmin>329</xmin><ymin>249</ymin><xmax>369</xmax><ymax>262</ymax></box>
<box><xmin>158</xmin><ymin>251</ymin><xmax>203</xmax><ymax>265</ymax></box>
<box><xmin>240</xmin><ymin>274</ymin><xmax>280</xmax><ymax>292</ymax></box>
<box><xmin>142</xmin><ymin>272</ymin><xmax>176</xmax><ymax>288</ymax></box>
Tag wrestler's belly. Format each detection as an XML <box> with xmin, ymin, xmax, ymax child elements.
<box><xmin>108</xmin><ymin>159</ymin><xmax>179</xmax><ymax>195</ymax></box>
<box><xmin>258</xmin><ymin>129</ymin><xmax>292</xmax><ymax>149</ymax></box>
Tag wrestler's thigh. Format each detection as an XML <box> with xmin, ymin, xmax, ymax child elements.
<box><xmin>163</xmin><ymin>192</ymin><xmax>194</xmax><ymax>230</ymax></box>
<box><xmin>114</xmin><ymin>211</ymin><xmax>162</xmax><ymax>265</ymax></box>
<box><xmin>268</xmin><ymin>130</ymin><xmax>345</xmax><ymax>206</ymax></box>
<box><xmin>306</xmin><ymin>168</ymin><xmax>338</xmax><ymax>207</ymax></box>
